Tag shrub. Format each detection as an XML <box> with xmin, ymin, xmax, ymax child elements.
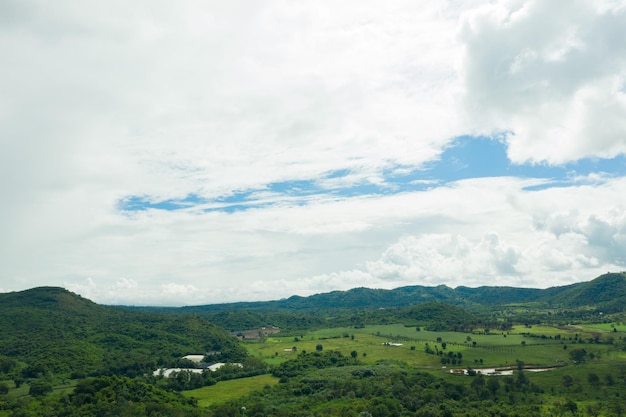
<box><xmin>29</xmin><ymin>380</ymin><xmax>53</xmax><ymax>397</ymax></box>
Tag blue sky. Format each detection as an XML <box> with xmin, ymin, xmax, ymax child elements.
<box><xmin>118</xmin><ymin>136</ymin><xmax>626</xmax><ymax>214</ymax></box>
<box><xmin>2</xmin><ymin>0</ymin><xmax>626</xmax><ymax>305</ymax></box>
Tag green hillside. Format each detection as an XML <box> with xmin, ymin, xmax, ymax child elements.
<box><xmin>3</xmin><ymin>273</ymin><xmax>625</xmax><ymax>378</ymax></box>
<box><xmin>539</xmin><ymin>272</ymin><xmax>626</xmax><ymax>312</ymax></box>
<box><xmin>131</xmin><ymin>273</ymin><xmax>626</xmax><ymax>330</ymax></box>
<box><xmin>0</xmin><ymin>287</ymin><xmax>246</xmax><ymax>378</ymax></box>
<box><xmin>400</xmin><ymin>302</ymin><xmax>478</xmax><ymax>331</ymax></box>
<box><xmin>1</xmin><ymin>275</ymin><xmax>626</xmax><ymax>417</ymax></box>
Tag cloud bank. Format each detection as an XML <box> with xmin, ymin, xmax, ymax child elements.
<box><xmin>1</xmin><ymin>0</ymin><xmax>625</xmax><ymax>305</ymax></box>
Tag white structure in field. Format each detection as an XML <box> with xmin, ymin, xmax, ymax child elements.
<box><xmin>182</xmin><ymin>354</ymin><xmax>206</xmax><ymax>363</ymax></box>
<box><xmin>153</xmin><ymin>368</ymin><xmax>205</xmax><ymax>378</ymax></box>
<box><xmin>153</xmin><ymin>361</ymin><xmax>243</xmax><ymax>378</ymax></box>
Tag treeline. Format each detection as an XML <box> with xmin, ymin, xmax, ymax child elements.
<box><xmin>0</xmin><ymin>376</ymin><xmax>206</xmax><ymax>417</ymax></box>
<box><xmin>194</xmin><ymin>302</ymin><xmax>516</xmax><ymax>335</ymax></box>
<box><xmin>271</xmin><ymin>351</ymin><xmax>355</xmax><ymax>380</ymax></box>
<box><xmin>206</xmin><ymin>362</ymin><xmax>626</xmax><ymax>417</ymax></box>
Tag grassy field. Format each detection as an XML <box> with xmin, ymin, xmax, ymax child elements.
<box><xmin>578</xmin><ymin>322</ymin><xmax>626</xmax><ymax>332</ymax></box>
<box><xmin>0</xmin><ymin>378</ymin><xmax>76</xmax><ymax>399</ymax></box>
<box><xmin>182</xmin><ymin>374</ymin><xmax>279</xmax><ymax>407</ymax></box>
<box><xmin>243</xmin><ymin>323</ymin><xmax>585</xmax><ymax>370</ymax></box>
<box><xmin>194</xmin><ymin>321</ymin><xmax>626</xmax><ymax>409</ymax></box>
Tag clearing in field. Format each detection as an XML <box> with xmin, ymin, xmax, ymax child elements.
<box><xmin>182</xmin><ymin>374</ymin><xmax>279</xmax><ymax>407</ymax></box>
<box><xmin>243</xmin><ymin>323</ymin><xmax>582</xmax><ymax>370</ymax></box>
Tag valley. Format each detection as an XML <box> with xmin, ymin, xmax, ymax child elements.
<box><xmin>1</xmin><ymin>273</ymin><xmax>626</xmax><ymax>416</ymax></box>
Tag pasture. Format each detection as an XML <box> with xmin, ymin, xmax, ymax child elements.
<box><xmin>243</xmin><ymin>323</ymin><xmax>586</xmax><ymax>370</ymax></box>
<box><xmin>182</xmin><ymin>374</ymin><xmax>279</xmax><ymax>407</ymax></box>
<box><xmin>184</xmin><ymin>321</ymin><xmax>625</xmax><ymax>409</ymax></box>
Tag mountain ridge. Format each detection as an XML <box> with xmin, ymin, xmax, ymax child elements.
<box><xmin>5</xmin><ymin>272</ymin><xmax>625</xmax><ymax>313</ymax></box>
<box><xmin>165</xmin><ymin>272</ymin><xmax>626</xmax><ymax>313</ymax></box>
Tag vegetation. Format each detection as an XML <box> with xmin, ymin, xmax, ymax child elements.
<box><xmin>1</xmin><ymin>273</ymin><xmax>626</xmax><ymax>416</ymax></box>
<box><xmin>0</xmin><ymin>287</ymin><xmax>247</xmax><ymax>378</ymax></box>
<box><xmin>182</xmin><ymin>374</ymin><xmax>279</xmax><ymax>407</ymax></box>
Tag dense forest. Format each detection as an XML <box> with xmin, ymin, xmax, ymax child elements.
<box><xmin>1</xmin><ymin>273</ymin><xmax>626</xmax><ymax>416</ymax></box>
<box><xmin>0</xmin><ymin>287</ymin><xmax>247</xmax><ymax>378</ymax></box>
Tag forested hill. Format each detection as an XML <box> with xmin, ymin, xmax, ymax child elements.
<box><xmin>539</xmin><ymin>272</ymin><xmax>626</xmax><ymax>311</ymax></box>
<box><xmin>166</xmin><ymin>272</ymin><xmax>626</xmax><ymax>314</ymax></box>
<box><xmin>0</xmin><ymin>287</ymin><xmax>247</xmax><ymax>378</ymax></box>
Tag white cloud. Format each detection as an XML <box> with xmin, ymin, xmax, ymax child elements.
<box><xmin>2</xmin><ymin>1</ymin><xmax>626</xmax><ymax>305</ymax></box>
<box><xmin>33</xmin><ymin>176</ymin><xmax>626</xmax><ymax>305</ymax></box>
<box><xmin>459</xmin><ymin>0</ymin><xmax>626</xmax><ymax>164</ymax></box>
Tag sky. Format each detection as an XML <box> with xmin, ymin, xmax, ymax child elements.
<box><xmin>1</xmin><ymin>0</ymin><xmax>626</xmax><ymax>306</ymax></box>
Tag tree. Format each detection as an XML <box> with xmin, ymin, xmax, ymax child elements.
<box><xmin>29</xmin><ymin>380</ymin><xmax>53</xmax><ymax>397</ymax></box>
<box><xmin>585</xmin><ymin>402</ymin><xmax>601</xmax><ymax>417</ymax></box>
<box><xmin>22</xmin><ymin>363</ymin><xmax>47</xmax><ymax>378</ymax></box>
<box><xmin>562</xmin><ymin>375</ymin><xmax>574</xmax><ymax>387</ymax></box>
<box><xmin>471</xmin><ymin>375</ymin><xmax>485</xmax><ymax>391</ymax></box>
<box><xmin>0</xmin><ymin>358</ymin><xmax>17</xmax><ymax>374</ymax></box>
<box><xmin>13</xmin><ymin>377</ymin><xmax>24</xmax><ymax>389</ymax></box>
<box><xmin>0</xmin><ymin>382</ymin><xmax>8</xmax><ymax>395</ymax></box>
<box><xmin>351</xmin><ymin>351</ymin><xmax>358</xmax><ymax>362</ymax></box>
<box><xmin>487</xmin><ymin>377</ymin><xmax>500</xmax><ymax>396</ymax></box>
<box><xmin>587</xmin><ymin>373</ymin><xmax>600</xmax><ymax>387</ymax></box>
<box><xmin>564</xmin><ymin>399</ymin><xmax>578</xmax><ymax>415</ymax></box>
<box><xmin>315</xmin><ymin>344</ymin><xmax>323</xmax><ymax>352</ymax></box>
<box><xmin>569</xmin><ymin>348</ymin><xmax>587</xmax><ymax>363</ymax></box>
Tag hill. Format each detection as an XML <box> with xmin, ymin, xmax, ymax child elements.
<box><xmin>0</xmin><ymin>287</ymin><xmax>246</xmax><ymax>378</ymax></box>
<box><xmin>163</xmin><ymin>272</ymin><xmax>625</xmax><ymax>312</ymax></box>
<box><xmin>538</xmin><ymin>272</ymin><xmax>626</xmax><ymax>312</ymax></box>
<box><xmin>400</xmin><ymin>301</ymin><xmax>478</xmax><ymax>331</ymax></box>
<box><xmin>128</xmin><ymin>273</ymin><xmax>626</xmax><ymax>330</ymax></box>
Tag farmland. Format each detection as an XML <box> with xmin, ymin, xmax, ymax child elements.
<box><xmin>2</xmin><ymin>276</ymin><xmax>626</xmax><ymax>416</ymax></box>
<box><xmin>183</xmin><ymin>374</ymin><xmax>279</xmax><ymax>407</ymax></box>
<box><xmin>243</xmin><ymin>323</ymin><xmax>583</xmax><ymax>370</ymax></box>
<box><xmin>196</xmin><ymin>317</ymin><xmax>626</xmax><ymax>416</ymax></box>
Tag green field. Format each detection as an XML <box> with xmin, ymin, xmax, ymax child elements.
<box><xmin>0</xmin><ymin>378</ymin><xmax>76</xmax><ymax>399</ymax></box>
<box><xmin>176</xmin><ymin>315</ymin><xmax>626</xmax><ymax>412</ymax></box>
<box><xmin>242</xmin><ymin>323</ymin><xmax>587</xmax><ymax>371</ymax></box>
<box><xmin>184</xmin><ymin>320</ymin><xmax>626</xmax><ymax>414</ymax></box>
<box><xmin>182</xmin><ymin>374</ymin><xmax>280</xmax><ymax>407</ymax></box>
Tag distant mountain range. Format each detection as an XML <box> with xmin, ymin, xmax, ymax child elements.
<box><xmin>1</xmin><ymin>273</ymin><xmax>625</xmax><ymax>376</ymax></box>
<box><xmin>171</xmin><ymin>272</ymin><xmax>626</xmax><ymax>313</ymax></box>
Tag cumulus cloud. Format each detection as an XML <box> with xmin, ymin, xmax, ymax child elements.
<box><xmin>459</xmin><ymin>0</ymin><xmax>626</xmax><ymax>164</ymax></box>
<box><xmin>2</xmin><ymin>1</ymin><xmax>626</xmax><ymax>305</ymax></box>
<box><xmin>44</xmin><ymin>176</ymin><xmax>626</xmax><ymax>304</ymax></box>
